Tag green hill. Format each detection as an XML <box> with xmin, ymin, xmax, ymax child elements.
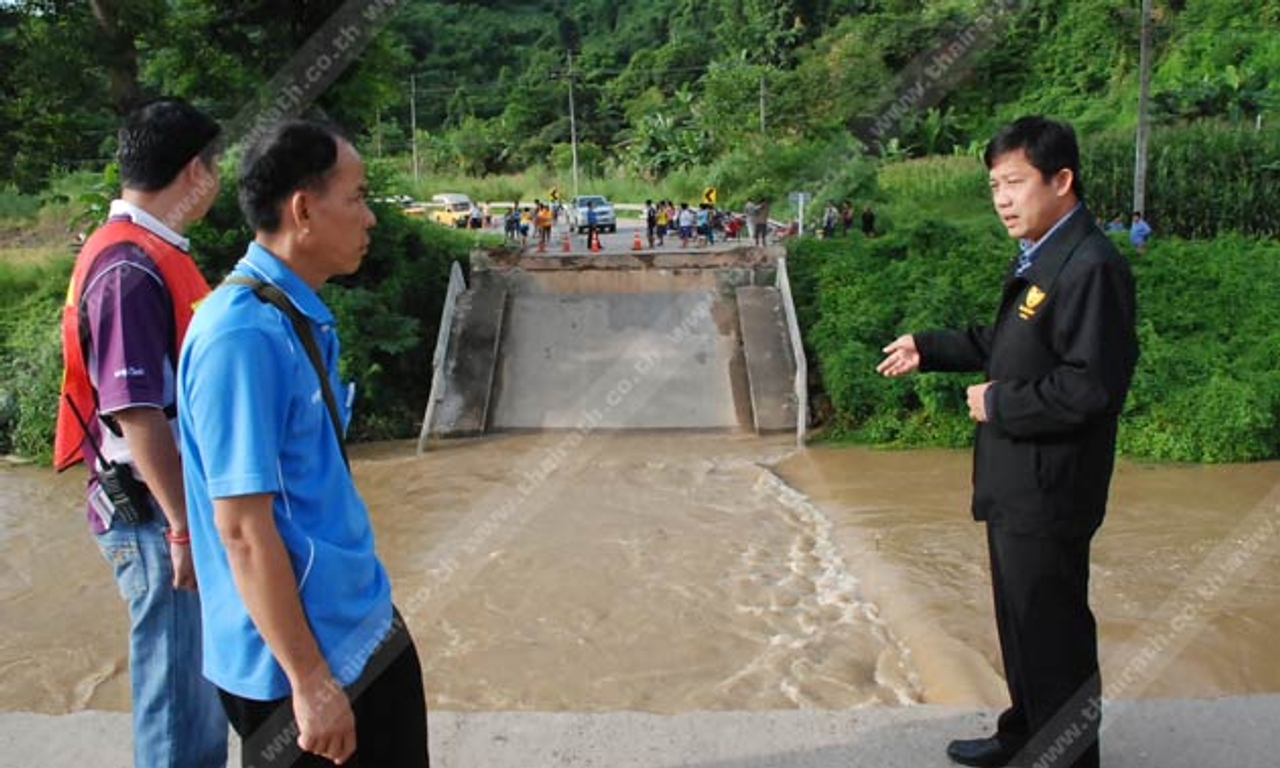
<box><xmin>1</xmin><ymin>0</ymin><xmax>1276</xmax><ymax>191</ymax></box>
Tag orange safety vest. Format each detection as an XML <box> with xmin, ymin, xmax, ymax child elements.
<box><xmin>53</xmin><ymin>219</ymin><xmax>211</xmax><ymax>471</ymax></box>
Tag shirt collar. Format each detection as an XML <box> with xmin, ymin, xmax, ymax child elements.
<box><xmin>108</xmin><ymin>199</ymin><xmax>190</xmax><ymax>252</ymax></box>
<box><xmin>1018</xmin><ymin>202</ymin><xmax>1083</xmax><ymax>259</ymax></box>
<box><xmin>234</xmin><ymin>241</ymin><xmax>335</xmax><ymax>325</ymax></box>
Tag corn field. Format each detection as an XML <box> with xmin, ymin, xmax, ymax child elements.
<box><xmin>1082</xmin><ymin>123</ymin><xmax>1279</xmax><ymax>239</ymax></box>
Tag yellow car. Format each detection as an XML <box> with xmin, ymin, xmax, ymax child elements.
<box><xmin>429</xmin><ymin>193</ymin><xmax>474</xmax><ymax>228</ymax></box>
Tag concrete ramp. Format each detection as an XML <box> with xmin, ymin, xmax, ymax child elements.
<box><xmin>426</xmin><ymin>280</ymin><xmax>507</xmax><ymax>436</ymax></box>
<box><xmin>489</xmin><ymin>291</ymin><xmax>746</xmax><ymax>430</ymax></box>
<box><xmin>736</xmin><ymin>286</ymin><xmax>799</xmax><ymax>432</ymax></box>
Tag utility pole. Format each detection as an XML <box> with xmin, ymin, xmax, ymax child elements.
<box><xmin>410</xmin><ymin>73</ymin><xmax>420</xmax><ymax>187</ymax></box>
<box><xmin>567</xmin><ymin>50</ymin><xmax>580</xmax><ymax>202</ymax></box>
<box><xmin>759</xmin><ymin>73</ymin><xmax>766</xmax><ymax>134</ymax></box>
<box><xmin>1133</xmin><ymin>0</ymin><xmax>1153</xmax><ymax>215</ymax></box>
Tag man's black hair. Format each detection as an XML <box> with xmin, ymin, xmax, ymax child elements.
<box><xmin>984</xmin><ymin>115</ymin><xmax>1084</xmax><ymax>201</ymax></box>
<box><xmin>238</xmin><ymin>120</ymin><xmax>348</xmax><ymax>233</ymax></box>
<box><xmin>118</xmin><ymin>98</ymin><xmax>221</xmax><ymax>192</ymax></box>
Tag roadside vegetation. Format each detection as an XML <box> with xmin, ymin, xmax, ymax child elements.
<box><xmin>787</xmin><ymin>147</ymin><xmax>1280</xmax><ymax>463</ymax></box>
<box><xmin>0</xmin><ymin>170</ymin><xmax>473</xmax><ymax>461</ymax></box>
<box><xmin>1</xmin><ymin>0</ymin><xmax>1277</xmax><ymax>462</ymax></box>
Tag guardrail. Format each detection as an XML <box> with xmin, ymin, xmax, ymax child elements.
<box><xmin>417</xmin><ymin>260</ymin><xmax>467</xmax><ymax>453</ymax></box>
<box><xmin>775</xmin><ymin>256</ymin><xmax>808</xmax><ymax>448</ymax></box>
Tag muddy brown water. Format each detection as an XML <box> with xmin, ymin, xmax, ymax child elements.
<box><xmin>2</xmin><ymin>434</ymin><xmax>1277</xmax><ymax>714</ymax></box>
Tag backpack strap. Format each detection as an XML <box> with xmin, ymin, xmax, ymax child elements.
<box><xmin>223</xmin><ymin>275</ymin><xmax>349</xmax><ymax>469</ymax></box>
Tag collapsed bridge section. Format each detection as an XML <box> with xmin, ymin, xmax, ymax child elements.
<box><xmin>418</xmin><ymin>247</ymin><xmax>806</xmax><ymax>449</ymax></box>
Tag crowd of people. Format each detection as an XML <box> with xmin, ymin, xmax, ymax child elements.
<box><xmin>820</xmin><ymin>200</ymin><xmax>878</xmax><ymax>239</ymax></box>
<box><xmin>444</xmin><ymin>194</ymin><xmax>903</xmax><ymax>253</ymax></box>
<box><xmin>642</xmin><ymin>200</ymin><xmax>747</xmax><ymax>248</ymax></box>
<box><xmin>502</xmin><ymin>200</ymin><xmax>558</xmax><ymax>247</ymax></box>
<box><xmin>492</xmin><ymin>198</ymin><xmax>777</xmax><ymax>250</ymax></box>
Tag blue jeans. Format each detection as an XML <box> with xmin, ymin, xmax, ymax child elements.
<box><xmin>96</xmin><ymin>518</ymin><xmax>228</xmax><ymax>768</ymax></box>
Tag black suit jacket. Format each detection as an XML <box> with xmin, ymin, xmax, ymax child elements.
<box><xmin>915</xmin><ymin>207</ymin><xmax>1139</xmax><ymax>537</ymax></box>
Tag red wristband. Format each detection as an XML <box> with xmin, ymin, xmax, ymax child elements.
<box><xmin>165</xmin><ymin>529</ymin><xmax>191</xmax><ymax>546</ymax></box>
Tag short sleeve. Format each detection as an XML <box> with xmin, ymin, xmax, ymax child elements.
<box><xmin>183</xmin><ymin>325</ymin><xmax>291</xmax><ymax>498</ymax></box>
<box><xmin>82</xmin><ymin>244</ymin><xmax>174</xmax><ymax>413</ymax></box>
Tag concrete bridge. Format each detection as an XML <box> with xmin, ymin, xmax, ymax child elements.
<box><xmin>417</xmin><ymin>245</ymin><xmax>807</xmax><ymax>450</ymax></box>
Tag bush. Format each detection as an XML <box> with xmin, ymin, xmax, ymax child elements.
<box><xmin>1116</xmin><ymin>234</ymin><xmax>1280</xmax><ymax>461</ymax></box>
<box><xmin>323</xmin><ymin>201</ymin><xmax>471</xmax><ymax>441</ymax></box>
<box><xmin>0</xmin><ymin>186</ymin><xmax>42</xmax><ymax>222</ymax></box>
<box><xmin>0</xmin><ymin>257</ymin><xmax>71</xmax><ymax>460</ymax></box>
<box><xmin>704</xmin><ymin>132</ymin><xmax>878</xmax><ymax>214</ymax></box>
<box><xmin>789</xmin><ymin>216</ymin><xmax>1007</xmax><ymax>447</ymax></box>
<box><xmin>0</xmin><ymin>178</ymin><xmax>471</xmax><ymax>460</ymax></box>
<box><xmin>790</xmin><ymin>218</ymin><xmax>1280</xmax><ymax>462</ymax></box>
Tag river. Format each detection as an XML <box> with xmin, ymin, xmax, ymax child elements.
<box><xmin>2</xmin><ymin>434</ymin><xmax>1277</xmax><ymax>714</ymax></box>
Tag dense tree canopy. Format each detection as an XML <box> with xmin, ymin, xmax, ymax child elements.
<box><xmin>1</xmin><ymin>0</ymin><xmax>1277</xmax><ymax>191</ymax></box>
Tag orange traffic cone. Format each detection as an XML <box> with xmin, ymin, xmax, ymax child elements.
<box><xmin>561</xmin><ymin>232</ymin><xmax>572</xmax><ymax>252</ymax></box>
<box><xmin>632</xmin><ymin>231</ymin><xmax>643</xmax><ymax>251</ymax></box>
<box><xmin>590</xmin><ymin>231</ymin><xmax>602</xmax><ymax>253</ymax></box>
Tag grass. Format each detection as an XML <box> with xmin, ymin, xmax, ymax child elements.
<box><xmin>0</xmin><ymin>187</ymin><xmax>42</xmax><ymax>222</ymax></box>
<box><xmin>874</xmin><ymin>155</ymin><xmax>999</xmax><ymax>236</ymax></box>
<box><xmin>0</xmin><ymin>201</ymin><xmax>85</xmax><ymax>267</ymax></box>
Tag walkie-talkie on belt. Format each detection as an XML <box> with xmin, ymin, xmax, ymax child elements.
<box><xmin>63</xmin><ymin>394</ymin><xmax>153</xmax><ymax>525</ymax></box>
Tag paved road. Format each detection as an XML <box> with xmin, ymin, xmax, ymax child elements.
<box><xmin>5</xmin><ymin>696</ymin><xmax>1280</xmax><ymax>767</ymax></box>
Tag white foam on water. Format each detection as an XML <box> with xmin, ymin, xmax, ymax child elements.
<box><xmin>747</xmin><ymin>462</ymin><xmax>924</xmax><ymax>707</ymax></box>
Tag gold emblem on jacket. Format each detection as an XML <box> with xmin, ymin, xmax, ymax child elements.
<box><xmin>1018</xmin><ymin>285</ymin><xmax>1046</xmax><ymax>320</ymax></box>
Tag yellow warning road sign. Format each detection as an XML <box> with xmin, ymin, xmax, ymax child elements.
<box><xmin>702</xmin><ymin>186</ymin><xmax>717</xmax><ymax>205</ymax></box>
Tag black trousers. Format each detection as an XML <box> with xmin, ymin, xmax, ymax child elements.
<box><xmin>988</xmin><ymin>525</ymin><xmax>1102</xmax><ymax>768</ymax></box>
<box><xmin>221</xmin><ymin>610</ymin><xmax>429</xmax><ymax>767</ymax></box>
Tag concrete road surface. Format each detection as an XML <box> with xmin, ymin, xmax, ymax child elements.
<box><xmin>3</xmin><ymin>696</ymin><xmax>1279</xmax><ymax>767</ymax></box>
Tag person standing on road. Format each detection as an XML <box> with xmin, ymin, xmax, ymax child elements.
<box><xmin>53</xmin><ymin>97</ymin><xmax>228</xmax><ymax>768</ymax></box>
<box><xmin>877</xmin><ymin>115</ymin><xmax>1138</xmax><ymax>768</ymax></box>
<box><xmin>656</xmin><ymin>200</ymin><xmax>670</xmax><ymax>246</ymax></box>
<box><xmin>536</xmin><ymin>202</ymin><xmax>554</xmax><ymax>249</ymax></box>
<box><xmin>694</xmin><ymin>204</ymin><xmax>710</xmax><ymax>246</ymax></box>
<box><xmin>752</xmin><ymin>198</ymin><xmax>771</xmax><ymax>246</ymax></box>
<box><xmin>504</xmin><ymin>201</ymin><xmax>521</xmax><ymax>242</ymax></box>
<box><xmin>678</xmin><ymin>202</ymin><xmax>695</xmax><ymax>248</ymax></box>
<box><xmin>585</xmin><ymin>200</ymin><xmax>600</xmax><ymax>248</ymax></box>
<box><xmin>744</xmin><ymin>198</ymin><xmax>760</xmax><ymax>243</ymax></box>
<box><xmin>861</xmin><ymin>204</ymin><xmax>877</xmax><ymax>238</ymax></box>
<box><xmin>178</xmin><ymin>120</ymin><xmax>429</xmax><ymax>767</ymax></box>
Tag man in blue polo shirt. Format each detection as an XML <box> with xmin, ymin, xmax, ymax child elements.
<box><xmin>1129</xmin><ymin>211</ymin><xmax>1152</xmax><ymax>253</ymax></box>
<box><xmin>178</xmin><ymin>120</ymin><xmax>428</xmax><ymax>766</ymax></box>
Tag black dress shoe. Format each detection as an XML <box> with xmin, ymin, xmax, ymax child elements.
<box><xmin>946</xmin><ymin>735</ymin><xmax>1021</xmax><ymax>767</ymax></box>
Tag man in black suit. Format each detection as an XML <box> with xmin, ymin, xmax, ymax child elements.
<box><xmin>877</xmin><ymin>115</ymin><xmax>1139</xmax><ymax>768</ymax></box>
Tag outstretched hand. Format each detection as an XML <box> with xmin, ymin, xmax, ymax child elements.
<box><xmin>877</xmin><ymin>335</ymin><xmax>920</xmax><ymax>377</ymax></box>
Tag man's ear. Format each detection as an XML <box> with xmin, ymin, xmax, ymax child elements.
<box><xmin>1055</xmin><ymin>168</ymin><xmax>1075</xmax><ymax>197</ymax></box>
<box><xmin>285</xmin><ymin>190</ymin><xmax>311</xmax><ymax>232</ymax></box>
<box><xmin>181</xmin><ymin>155</ymin><xmax>205</xmax><ymax>185</ymax></box>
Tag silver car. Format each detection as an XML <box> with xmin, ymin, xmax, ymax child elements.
<box><xmin>569</xmin><ymin>195</ymin><xmax>617</xmax><ymax>234</ymax></box>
